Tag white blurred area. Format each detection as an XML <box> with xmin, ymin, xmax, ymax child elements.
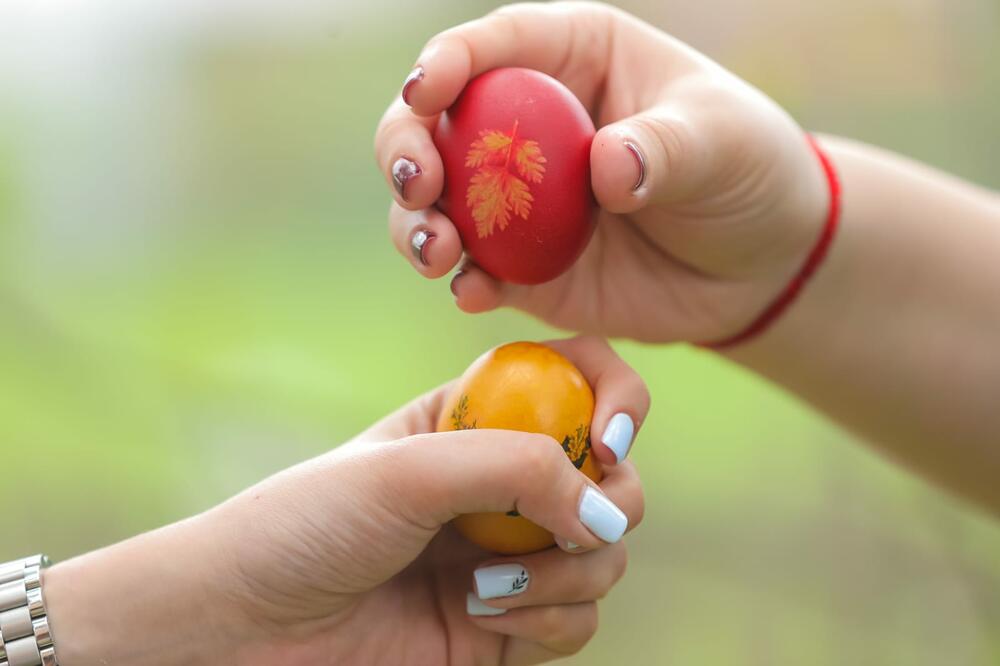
<box><xmin>0</xmin><ymin>0</ymin><xmax>392</xmax><ymax>273</ymax></box>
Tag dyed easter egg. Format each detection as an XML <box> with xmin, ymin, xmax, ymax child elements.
<box><xmin>434</xmin><ymin>68</ymin><xmax>596</xmax><ymax>285</ymax></box>
<box><xmin>437</xmin><ymin>341</ymin><xmax>600</xmax><ymax>554</ymax></box>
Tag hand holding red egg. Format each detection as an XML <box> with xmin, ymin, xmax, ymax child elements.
<box><xmin>376</xmin><ymin>2</ymin><xmax>828</xmax><ymax>344</ymax></box>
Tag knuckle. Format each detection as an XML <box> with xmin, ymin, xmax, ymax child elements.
<box><xmin>375</xmin><ymin>115</ymin><xmax>408</xmax><ymax>156</ymax></box>
<box><xmin>635</xmin><ymin>113</ymin><xmax>693</xmax><ymax>179</ymax></box>
<box><xmin>543</xmin><ymin>603</ymin><xmax>597</xmax><ymax>656</ymax></box>
<box><xmin>538</xmin><ymin>604</ymin><xmax>566</xmax><ymax>635</ymax></box>
<box><xmin>577</xmin><ymin>603</ymin><xmax>599</xmax><ymax>644</ymax></box>
<box><xmin>631</xmin><ymin>482</ymin><xmax>646</xmax><ymax>528</ymax></box>
<box><xmin>611</xmin><ymin>544</ymin><xmax>629</xmax><ymax>584</ymax></box>
<box><xmin>486</xmin><ymin>5</ymin><xmax>527</xmax><ymax>37</ymax></box>
<box><xmin>593</xmin><ymin>545</ymin><xmax>628</xmax><ymax>599</ymax></box>
<box><xmin>629</xmin><ymin>371</ymin><xmax>652</xmax><ymax>411</ymax></box>
<box><xmin>518</xmin><ymin>435</ymin><xmax>565</xmax><ymax>479</ymax></box>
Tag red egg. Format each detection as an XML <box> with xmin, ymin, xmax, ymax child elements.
<box><xmin>433</xmin><ymin>68</ymin><xmax>596</xmax><ymax>285</ymax></box>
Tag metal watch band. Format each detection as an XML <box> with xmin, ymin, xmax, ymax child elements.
<box><xmin>0</xmin><ymin>555</ymin><xmax>57</xmax><ymax>666</ymax></box>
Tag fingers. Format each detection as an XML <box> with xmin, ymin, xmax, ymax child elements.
<box><xmin>463</xmin><ymin>461</ymin><xmax>641</xmax><ymax>665</ymax></box>
<box><xmin>388</xmin><ymin>429</ymin><xmax>629</xmax><ymax>549</ymax></box>
<box><xmin>589</xmin><ymin>460</ymin><xmax>645</xmax><ymax>541</ymax></box>
<box><xmin>350</xmin><ymin>380</ymin><xmax>456</xmax><ymax>443</ymax></box>
<box><xmin>591</xmin><ymin>99</ymin><xmax>713</xmax><ymax>214</ymax></box>
<box><xmin>468</xmin><ymin>602</ymin><xmax>599</xmax><ymax>665</ymax></box>
<box><xmin>401</xmin><ymin>2</ymin><xmax>615</xmax><ymax>117</ymax></box>
<box><xmin>388</xmin><ymin>203</ymin><xmax>464</xmax><ymax>278</ymax></box>
<box><xmin>448</xmin><ymin>261</ymin><xmax>509</xmax><ymax>313</ymax></box>
<box><xmin>374</xmin><ymin>100</ymin><xmax>443</xmax><ymax>210</ymax></box>
<box><xmin>543</xmin><ymin>337</ymin><xmax>651</xmax><ymax>465</ymax></box>
<box><xmin>471</xmin><ymin>542</ymin><xmax>627</xmax><ymax>609</ymax></box>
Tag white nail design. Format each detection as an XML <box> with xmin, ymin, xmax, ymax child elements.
<box><xmin>466</xmin><ymin>592</ymin><xmax>507</xmax><ymax>616</ymax></box>
<box><xmin>578</xmin><ymin>486</ymin><xmax>628</xmax><ymax>543</ymax></box>
<box><xmin>475</xmin><ymin>564</ymin><xmax>529</xmax><ymax>600</ymax></box>
<box><xmin>602</xmin><ymin>413</ymin><xmax>635</xmax><ymax>463</ymax></box>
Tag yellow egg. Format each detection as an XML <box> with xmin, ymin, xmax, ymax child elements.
<box><xmin>437</xmin><ymin>341</ymin><xmax>601</xmax><ymax>554</ymax></box>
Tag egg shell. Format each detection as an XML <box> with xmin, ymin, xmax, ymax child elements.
<box><xmin>434</xmin><ymin>68</ymin><xmax>596</xmax><ymax>285</ymax></box>
<box><xmin>437</xmin><ymin>341</ymin><xmax>602</xmax><ymax>554</ymax></box>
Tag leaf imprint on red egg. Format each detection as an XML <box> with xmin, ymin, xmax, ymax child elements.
<box><xmin>465</xmin><ymin>119</ymin><xmax>546</xmax><ymax>238</ymax></box>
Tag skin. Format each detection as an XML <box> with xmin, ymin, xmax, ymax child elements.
<box><xmin>42</xmin><ymin>337</ymin><xmax>648</xmax><ymax>666</ymax></box>
<box><xmin>375</xmin><ymin>2</ymin><xmax>1000</xmax><ymax>514</ymax></box>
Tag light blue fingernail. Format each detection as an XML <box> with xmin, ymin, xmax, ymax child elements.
<box><xmin>466</xmin><ymin>592</ymin><xmax>507</xmax><ymax>616</ymax></box>
<box><xmin>565</xmin><ymin>541</ymin><xmax>583</xmax><ymax>552</ymax></box>
<box><xmin>475</xmin><ymin>563</ymin><xmax>530</xmax><ymax>600</ymax></box>
<box><xmin>579</xmin><ymin>486</ymin><xmax>628</xmax><ymax>543</ymax></box>
<box><xmin>602</xmin><ymin>413</ymin><xmax>635</xmax><ymax>463</ymax></box>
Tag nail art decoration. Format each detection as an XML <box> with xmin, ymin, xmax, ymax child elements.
<box><xmin>392</xmin><ymin>157</ymin><xmax>421</xmax><ymax>201</ymax></box>
<box><xmin>601</xmin><ymin>413</ymin><xmax>635</xmax><ymax>464</ymax></box>
<box><xmin>578</xmin><ymin>486</ymin><xmax>628</xmax><ymax>543</ymax></box>
<box><xmin>465</xmin><ymin>119</ymin><xmax>546</xmax><ymax>238</ymax></box>
<box><xmin>474</xmin><ymin>563</ymin><xmax>530</xmax><ymax>600</ymax></box>
<box><xmin>410</xmin><ymin>229</ymin><xmax>435</xmax><ymax>266</ymax></box>
<box><xmin>466</xmin><ymin>592</ymin><xmax>507</xmax><ymax>616</ymax></box>
<box><xmin>401</xmin><ymin>66</ymin><xmax>424</xmax><ymax>106</ymax></box>
<box><xmin>560</xmin><ymin>424</ymin><xmax>591</xmax><ymax>470</ymax></box>
<box><xmin>623</xmin><ymin>140</ymin><xmax>646</xmax><ymax>191</ymax></box>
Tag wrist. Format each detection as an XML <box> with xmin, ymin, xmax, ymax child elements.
<box><xmin>721</xmin><ymin>134</ymin><xmax>1000</xmax><ymax>489</ymax></box>
<box><xmin>720</xmin><ymin>136</ymin><xmax>859</xmax><ymax>360</ymax></box>
<box><xmin>44</xmin><ymin>515</ymin><xmax>242</xmax><ymax>666</ymax></box>
<box><xmin>699</xmin><ymin>132</ymin><xmax>839</xmax><ymax>349</ymax></box>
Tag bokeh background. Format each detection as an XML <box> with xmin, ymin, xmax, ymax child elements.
<box><xmin>2</xmin><ymin>0</ymin><xmax>999</xmax><ymax>663</ymax></box>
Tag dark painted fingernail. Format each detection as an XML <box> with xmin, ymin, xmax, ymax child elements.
<box><xmin>623</xmin><ymin>140</ymin><xmax>646</xmax><ymax>192</ymax></box>
<box><xmin>401</xmin><ymin>66</ymin><xmax>424</xmax><ymax>107</ymax></box>
<box><xmin>392</xmin><ymin>157</ymin><xmax>422</xmax><ymax>200</ymax></box>
<box><xmin>450</xmin><ymin>271</ymin><xmax>465</xmax><ymax>297</ymax></box>
<box><xmin>411</xmin><ymin>229</ymin><xmax>435</xmax><ymax>266</ymax></box>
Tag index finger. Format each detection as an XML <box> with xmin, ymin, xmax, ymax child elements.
<box><xmin>402</xmin><ymin>2</ymin><xmax>617</xmax><ymax>117</ymax></box>
<box><xmin>543</xmin><ymin>336</ymin><xmax>651</xmax><ymax>466</ymax></box>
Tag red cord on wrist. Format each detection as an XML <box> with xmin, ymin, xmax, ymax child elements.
<box><xmin>698</xmin><ymin>134</ymin><xmax>841</xmax><ymax>350</ymax></box>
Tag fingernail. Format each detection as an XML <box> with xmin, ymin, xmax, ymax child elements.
<box><xmin>466</xmin><ymin>592</ymin><xmax>507</xmax><ymax>616</ymax></box>
<box><xmin>565</xmin><ymin>541</ymin><xmax>583</xmax><ymax>552</ymax></box>
<box><xmin>401</xmin><ymin>66</ymin><xmax>424</xmax><ymax>106</ymax></box>
<box><xmin>450</xmin><ymin>271</ymin><xmax>464</xmax><ymax>297</ymax></box>
<box><xmin>474</xmin><ymin>563</ymin><xmax>529</xmax><ymax>600</ymax></box>
<box><xmin>391</xmin><ymin>157</ymin><xmax>421</xmax><ymax>201</ymax></box>
<box><xmin>602</xmin><ymin>413</ymin><xmax>635</xmax><ymax>464</ymax></box>
<box><xmin>579</xmin><ymin>486</ymin><xmax>628</xmax><ymax>543</ymax></box>
<box><xmin>410</xmin><ymin>229</ymin><xmax>435</xmax><ymax>266</ymax></box>
<box><xmin>623</xmin><ymin>140</ymin><xmax>646</xmax><ymax>191</ymax></box>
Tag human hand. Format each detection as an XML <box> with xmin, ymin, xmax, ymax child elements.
<box><xmin>44</xmin><ymin>337</ymin><xmax>649</xmax><ymax>666</ymax></box>
<box><xmin>375</xmin><ymin>1</ymin><xmax>829</xmax><ymax>343</ymax></box>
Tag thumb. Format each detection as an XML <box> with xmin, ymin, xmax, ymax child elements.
<box><xmin>590</xmin><ymin>104</ymin><xmax>711</xmax><ymax>214</ymax></box>
<box><xmin>377</xmin><ymin>430</ymin><xmax>630</xmax><ymax>549</ymax></box>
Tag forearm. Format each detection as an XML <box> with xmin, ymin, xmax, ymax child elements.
<box><xmin>43</xmin><ymin>517</ymin><xmax>239</xmax><ymax>666</ymax></box>
<box><xmin>726</xmin><ymin>135</ymin><xmax>1000</xmax><ymax>511</ymax></box>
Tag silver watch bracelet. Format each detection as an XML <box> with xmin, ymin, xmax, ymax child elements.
<box><xmin>0</xmin><ymin>555</ymin><xmax>57</xmax><ymax>666</ymax></box>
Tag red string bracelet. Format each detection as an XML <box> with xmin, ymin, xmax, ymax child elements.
<box><xmin>697</xmin><ymin>134</ymin><xmax>841</xmax><ymax>350</ymax></box>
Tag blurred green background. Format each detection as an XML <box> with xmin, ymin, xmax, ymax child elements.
<box><xmin>1</xmin><ymin>0</ymin><xmax>998</xmax><ymax>663</ymax></box>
